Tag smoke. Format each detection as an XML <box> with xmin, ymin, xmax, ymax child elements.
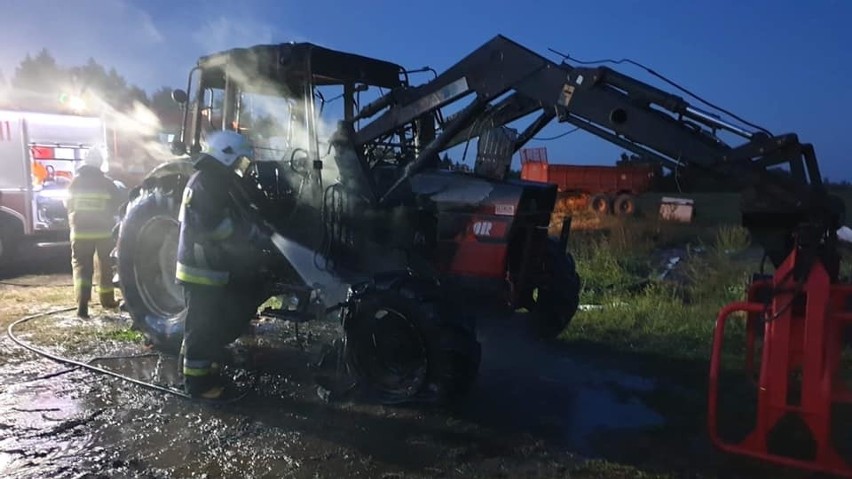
<box><xmin>80</xmin><ymin>90</ymin><xmax>176</xmax><ymax>180</ymax></box>
<box><xmin>191</xmin><ymin>16</ymin><xmax>278</xmax><ymax>55</ymax></box>
<box><xmin>108</xmin><ymin>99</ymin><xmax>176</xmax><ymax>165</ymax></box>
<box><xmin>184</xmin><ymin>14</ymin><xmax>348</xmax><ymax>191</ymax></box>
<box><xmin>0</xmin><ymin>80</ymin><xmax>9</xmax><ymax>108</ymax></box>
<box><xmin>206</xmin><ymin>47</ymin><xmax>347</xmax><ymax>196</ymax></box>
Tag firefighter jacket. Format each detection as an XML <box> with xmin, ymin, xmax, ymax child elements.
<box><xmin>175</xmin><ymin>157</ymin><xmax>265</xmax><ymax>287</ymax></box>
<box><xmin>67</xmin><ymin>165</ymin><xmax>122</xmax><ymax>241</ymax></box>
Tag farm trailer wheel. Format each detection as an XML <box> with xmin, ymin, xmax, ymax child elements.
<box><xmin>342</xmin><ymin>272</ymin><xmax>482</xmax><ymax>405</ymax></box>
<box><xmin>528</xmin><ymin>238</ymin><xmax>581</xmax><ymax>339</ymax></box>
<box><xmin>589</xmin><ymin>194</ymin><xmax>610</xmax><ymax>215</ymax></box>
<box><xmin>614</xmin><ymin>194</ymin><xmax>637</xmax><ymax>216</ymax></box>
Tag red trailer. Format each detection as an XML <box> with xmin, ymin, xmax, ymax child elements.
<box><xmin>520</xmin><ymin>147</ymin><xmax>659</xmax><ymax>215</ymax></box>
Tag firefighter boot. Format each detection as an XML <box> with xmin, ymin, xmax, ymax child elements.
<box><xmin>77</xmin><ymin>287</ymin><xmax>91</xmax><ymax>319</ymax></box>
<box><xmin>99</xmin><ymin>289</ymin><xmax>120</xmax><ymax>309</ymax></box>
<box><xmin>183</xmin><ymin>360</ymin><xmax>226</xmax><ymax>399</ymax></box>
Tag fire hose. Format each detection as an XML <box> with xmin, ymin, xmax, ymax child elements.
<box><xmin>6</xmin><ymin>307</ymin><xmax>252</xmax><ymax>403</ymax></box>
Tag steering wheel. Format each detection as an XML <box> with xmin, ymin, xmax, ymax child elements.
<box><xmin>289</xmin><ymin>148</ymin><xmax>310</xmax><ymax>176</ymax></box>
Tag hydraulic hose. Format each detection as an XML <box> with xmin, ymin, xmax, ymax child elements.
<box><xmin>6</xmin><ymin>307</ymin><xmax>250</xmax><ymax>403</ymax></box>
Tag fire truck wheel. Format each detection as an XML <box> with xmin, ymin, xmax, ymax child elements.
<box><xmin>0</xmin><ymin>227</ymin><xmax>12</xmax><ymax>266</ymax></box>
<box><xmin>529</xmin><ymin>238</ymin><xmax>581</xmax><ymax>339</ymax></box>
<box><xmin>589</xmin><ymin>194</ymin><xmax>610</xmax><ymax>215</ymax></box>
<box><xmin>0</xmin><ymin>219</ymin><xmax>22</xmax><ymax>268</ymax></box>
<box><xmin>614</xmin><ymin>194</ymin><xmax>637</xmax><ymax>216</ymax></box>
<box><xmin>117</xmin><ymin>186</ymin><xmax>185</xmax><ymax>354</ymax></box>
<box><xmin>342</xmin><ymin>272</ymin><xmax>481</xmax><ymax>405</ymax></box>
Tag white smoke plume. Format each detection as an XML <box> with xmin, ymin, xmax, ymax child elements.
<box><xmin>185</xmin><ymin>15</ymin><xmax>352</xmax><ymax>192</ymax></box>
<box><xmin>202</xmin><ymin>47</ymin><xmax>349</xmax><ymax>196</ymax></box>
<box><xmin>76</xmin><ymin>91</ymin><xmax>176</xmax><ymax>183</ymax></box>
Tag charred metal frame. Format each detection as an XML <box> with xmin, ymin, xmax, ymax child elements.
<box><xmin>346</xmin><ymin>35</ymin><xmax>839</xmax><ymax>277</ymax></box>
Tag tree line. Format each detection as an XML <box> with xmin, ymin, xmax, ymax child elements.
<box><xmin>0</xmin><ymin>48</ymin><xmax>180</xmax><ymax>123</ymax></box>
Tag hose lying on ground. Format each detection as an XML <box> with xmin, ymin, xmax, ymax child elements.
<box><xmin>6</xmin><ymin>307</ymin><xmax>250</xmax><ymax>403</ymax></box>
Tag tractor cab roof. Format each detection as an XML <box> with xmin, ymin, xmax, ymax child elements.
<box><xmin>197</xmin><ymin>42</ymin><xmax>407</xmax><ymax>94</ymax></box>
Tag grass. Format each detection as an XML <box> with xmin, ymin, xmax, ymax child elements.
<box><xmin>558</xmin><ymin>186</ymin><xmax>852</xmax><ymax>365</ymax></box>
<box><xmin>554</xmin><ymin>220</ymin><xmax>790</xmax><ymax>477</ymax></box>
<box><xmin>1</xmin><ymin>274</ymin><xmax>142</xmax><ymax>362</ymax></box>
<box><xmin>93</xmin><ymin>326</ymin><xmax>144</xmax><ymax>343</ymax></box>
<box><xmin>562</xmin><ymin>220</ymin><xmax>761</xmax><ymax>364</ymax></box>
<box><xmin>0</xmin><ymin>276</ymin><xmax>75</xmax><ymax>330</ymax></box>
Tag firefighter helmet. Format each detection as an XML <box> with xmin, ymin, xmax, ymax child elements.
<box><xmin>202</xmin><ymin>130</ymin><xmax>254</xmax><ymax>168</ymax></box>
<box><xmin>82</xmin><ymin>147</ymin><xmax>105</xmax><ymax>169</ymax></box>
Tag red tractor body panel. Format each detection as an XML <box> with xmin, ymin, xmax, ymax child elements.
<box><xmin>410</xmin><ymin>171</ymin><xmax>556</xmax><ymax>282</ymax></box>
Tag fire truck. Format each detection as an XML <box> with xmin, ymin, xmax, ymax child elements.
<box><xmin>0</xmin><ymin>109</ymin><xmax>111</xmax><ymax>266</ymax></box>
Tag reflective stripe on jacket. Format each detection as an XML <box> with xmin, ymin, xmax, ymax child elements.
<box><xmin>175</xmin><ymin>165</ymin><xmax>239</xmax><ymax>287</ymax></box>
<box><xmin>67</xmin><ymin>166</ymin><xmax>122</xmax><ymax>240</ymax></box>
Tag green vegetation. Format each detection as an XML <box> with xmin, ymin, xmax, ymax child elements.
<box><xmin>562</xmin><ymin>221</ymin><xmax>760</xmax><ymax>364</ymax></box>
<box><xmin>94</xmin><ymin>326</ymin><xmax>144</xmax><ymax>343</ymax></box>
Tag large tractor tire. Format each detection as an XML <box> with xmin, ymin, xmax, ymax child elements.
<box><xmin>116</xmin><ymin>186</ymin><xmax>186</xmax><ymax>353</ymax></box>
<box><xmin>529</xmin><ymin>238</ymin><xmax>581</xmax><ymax>339</ymax></box>
<box><xmin>342</xmin><ymin>272</ymin><xmax>481</xmax><ymax>405</ymax></box>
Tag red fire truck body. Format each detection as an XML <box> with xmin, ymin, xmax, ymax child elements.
<box><xmin>0</xmin><ymin>110</ymin><xmax>109</xmax><ymax>265</ymax></box>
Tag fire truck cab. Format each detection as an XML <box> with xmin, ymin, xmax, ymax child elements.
<box><xmin>0</xmin><ymin>109</ymin><xmax>110</xmax><ymax>266</ymax></box>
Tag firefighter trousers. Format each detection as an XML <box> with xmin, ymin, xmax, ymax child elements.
<box><xmin>180</xmin><ymin>283</ymin><xmax>260</xmax><ymax>394</ymax></box>
<box><xmin>71</xmin><ymin>237</ymin><xmax>115</xmax><ymax>313</ymax></box>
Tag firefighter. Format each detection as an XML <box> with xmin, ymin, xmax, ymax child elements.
<box><xmin>175</xmin><ymin>130</ymin><xmax>268</xmax><ymax>400</ymax></box>
<box><xmin>67</xmin><ymin>148</ymin><xmax>123</xmax><ymax>318</ymax></box>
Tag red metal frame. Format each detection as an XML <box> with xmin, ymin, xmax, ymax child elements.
<box><xmin>708</xmin><ymin>247</ymin><xmax>852</xmax><ymax>477</ymax></box>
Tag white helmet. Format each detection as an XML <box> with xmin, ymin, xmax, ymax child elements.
<box><xmin>83</xmin><ymin>147</ymin><xmax>105</xmax><ymax>169</ymax></box>
<box><xmin>202</xmin><ymin>130</ymin><xmax>254</xmax><ymax>168</ymax></box>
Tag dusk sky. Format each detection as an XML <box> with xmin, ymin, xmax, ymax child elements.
<box><xmin>1</xmin><ymin>0</ymin><xmax>849</xmax><ymax>180</ymax></box>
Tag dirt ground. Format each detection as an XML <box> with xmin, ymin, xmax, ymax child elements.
<box><xmin>0</xmin><ymin>246</ymin><xmax>817</xmax><ymax>479</ymax></box>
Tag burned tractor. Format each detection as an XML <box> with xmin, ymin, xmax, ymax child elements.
<box><xmin>117</xmin><ymin>36</ymin><xmax>852</xmax><ymax>476</ymax></box>
<box><xmin>116</xmin><ymin>38</ymin><xmax>581</xmax><ymax>404</ymax></box>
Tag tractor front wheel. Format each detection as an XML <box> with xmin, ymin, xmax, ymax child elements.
<box><xmin>342</xmin><ymin>272</ymin><xmax>481</xmax><ymax>405</ymax></box>
<box><xmin>117</xmin><ymin>185</ymin><xmax>187</xmax><ymax>353</ymax></box>
<box><xmin>529</xmin><ymin>238</ymin><xmax>581</xmax><ymax>339</ymax></box>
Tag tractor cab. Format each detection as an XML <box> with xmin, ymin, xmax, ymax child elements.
<box><xmin>169</xmin><ymin>43</ymin><xmax>411</xmax><ymax>204</ymax></box>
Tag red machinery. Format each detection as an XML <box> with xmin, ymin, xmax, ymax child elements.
<box><xmin>519</xmin><ymin>146</ymin><xmax>659</xmax><ymax>215</ymax></box>
<box><xmin>709</xmin><ymin>242</ymin><xmax>852</xmax><ymax>477</ymax></box>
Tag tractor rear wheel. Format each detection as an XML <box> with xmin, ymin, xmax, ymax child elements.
<box><xmin>116</xmin><ymin>186</ymin><xmax>186</xmax><ymax>353</ymax></box>
<box><xmin>529</xmin><ymin>238</ymin><xmax>581</xmax><ymax>339</ymax></box>
<box><xmin>342</xmin><ymin>272</ymin><xmax>481</xmax><ymax>405</ymax></box>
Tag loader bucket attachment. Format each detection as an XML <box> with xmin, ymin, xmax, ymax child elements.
<box><xmin>474</xmin><ymin>126</ymin><xmax>517</xmax><ymax>181</ymax></box>
<box><xmin>708</xmin><ymin>247</ymin><xmax>852</xmax><ymax>477</ymax></box>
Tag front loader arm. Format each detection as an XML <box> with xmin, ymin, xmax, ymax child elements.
<box><xmin>349</xmin><ymin>35</ymin><xmax>842</xmax><ymax>278</ymax></box>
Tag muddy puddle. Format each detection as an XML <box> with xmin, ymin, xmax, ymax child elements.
<box><xmin>0</xmin><ymin>306</ymin><xmax>792</xmax><ymax>478</ymax></box>
<box><xmin>457</xmin><ymin>316</ymin><xmax>666</xmax><ymax>454</ymax></box>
